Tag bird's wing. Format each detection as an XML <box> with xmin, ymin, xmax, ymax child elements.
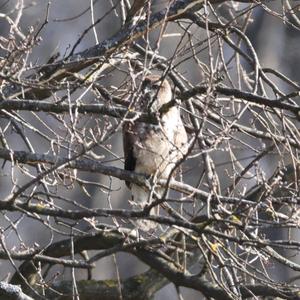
<box><xmin>123</xmin><ymin>122</ymin><xmax>137</xmax><ymax>188</ymax></box>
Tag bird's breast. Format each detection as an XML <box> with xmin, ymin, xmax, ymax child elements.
<box><xmin>132</xmin><ymin>113</ymin><xmax>182</xmax><ymax>178</ymax></box>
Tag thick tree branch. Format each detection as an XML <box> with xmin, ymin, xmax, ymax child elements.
<box><xmin>46</xmin><ymin>271</ymin><xmax>167</xmax><ymax>300</ymax></box>
<box><xmin>3</xmin><ymin>82</ymin><xmax>300</xmax><ymax>115</ymax></box>
<box><xmin>180</xmin><ymin>85</ymin><xmax>300</xmax><ymax>115</ymax></box>
<box><xmin>11</xmin><ymin>228</ymin><xmax>300</xmax><ymax>300</ymax></box>
<box><xmin>0</xmin><ymin>148</ymin><xmax>264</xmax><ymax>217</ymax></box>
<box><xmin>3</xmin><ymin>0</ymin><xmax>259</xmax><ymax>100</ymax></box>
<box><xmin>0</xmin><ymin>281</ymin><xmax>33</xmax><ymax>300</ymax></box>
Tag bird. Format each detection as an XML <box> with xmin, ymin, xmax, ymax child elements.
<box><xmin>123</xmin><ymin>75</ymin><xmax>188</xmax><ymax>221</ymax></box>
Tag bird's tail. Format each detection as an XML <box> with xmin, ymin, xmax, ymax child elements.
<box><xmin>130</xmin><ymin>184</ymin><xmax>161</xmax><ymax>231</ymax></box>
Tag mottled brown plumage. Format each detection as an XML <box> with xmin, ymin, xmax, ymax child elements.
<box><xmin>123</xmin><ymin>75</ymin><xmax>187</xmax><ymax>216</ymax></box>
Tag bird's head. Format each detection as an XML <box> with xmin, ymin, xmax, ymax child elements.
<box><xmin>139</xmin><ymin>75</ymin><xmax>172</xmax><ymax>113</ymax></box>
